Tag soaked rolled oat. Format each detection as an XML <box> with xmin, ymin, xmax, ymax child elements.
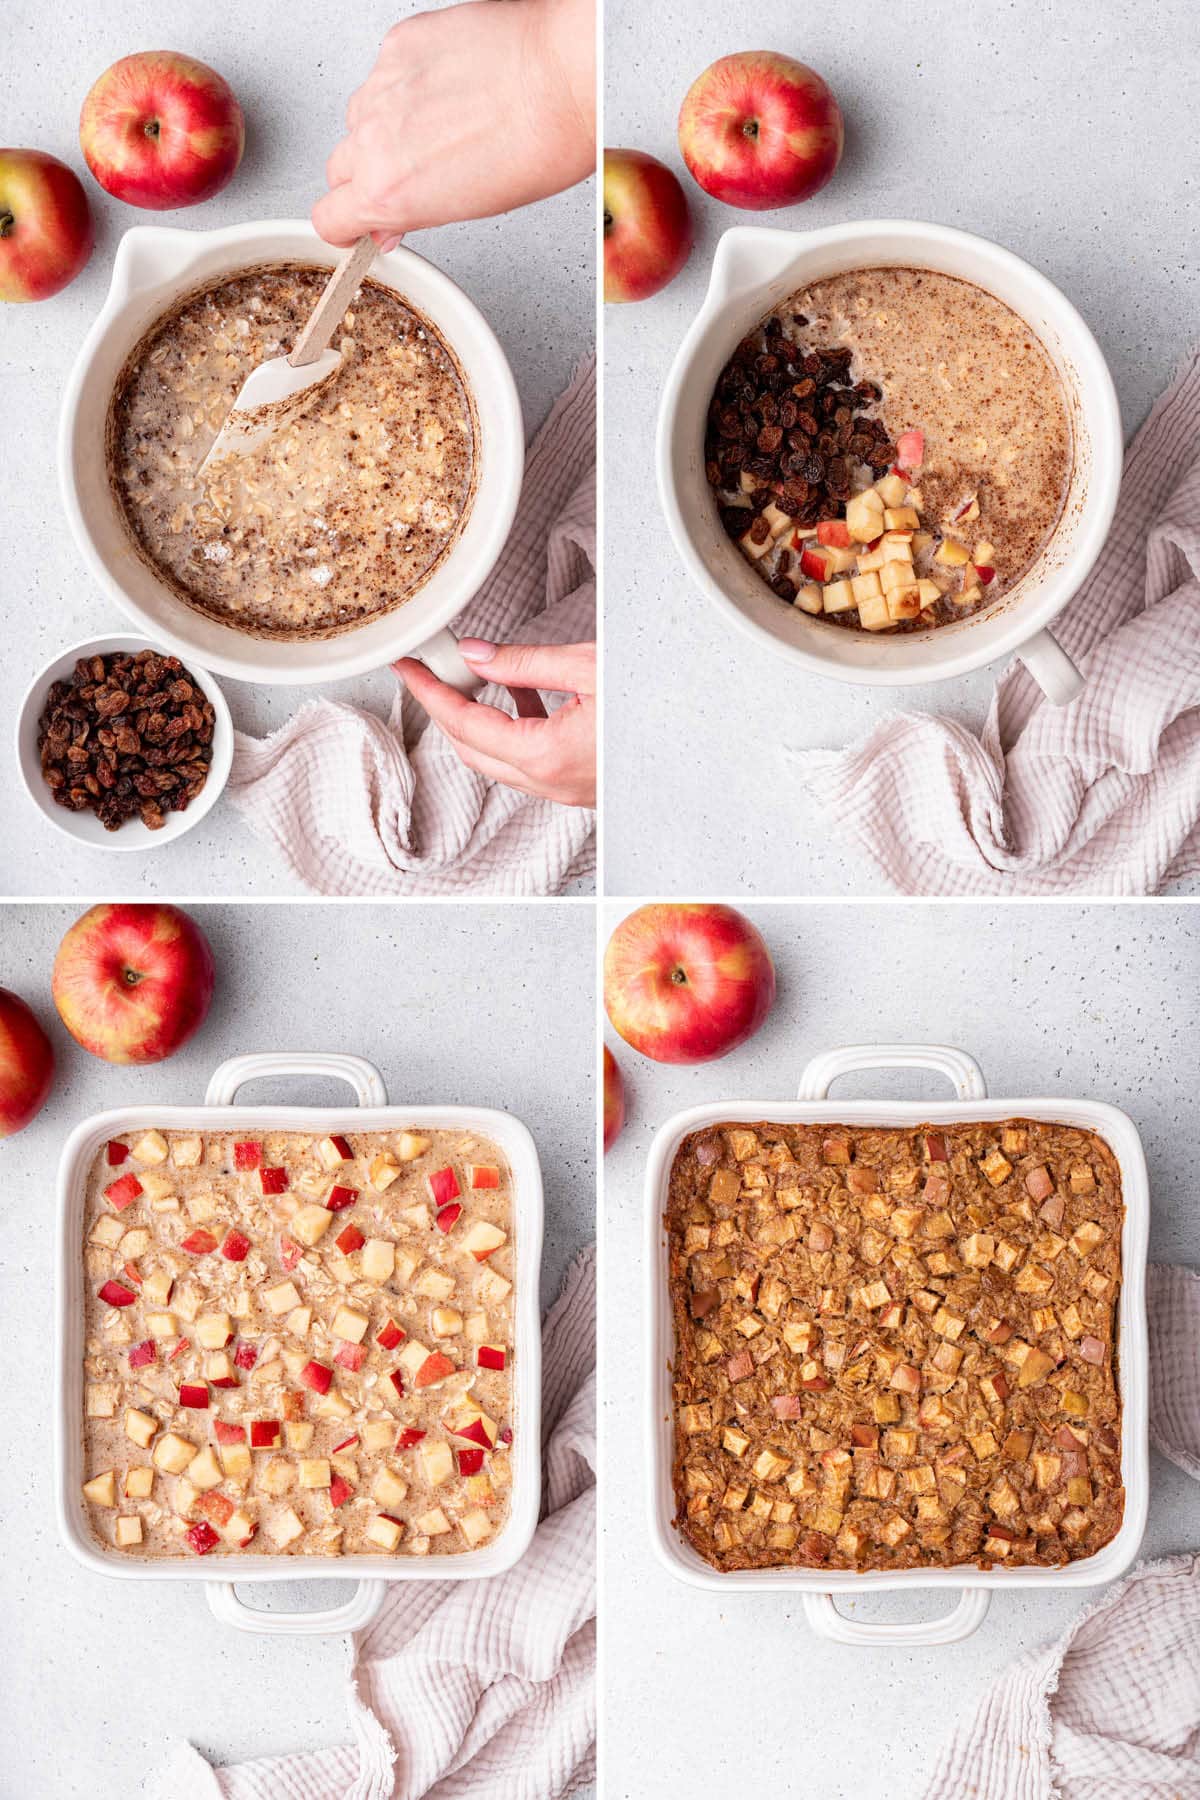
<box><xmin>107</xmin><ymin>264</ymin><xmax>475</xmax><ymax>640</ymax></box>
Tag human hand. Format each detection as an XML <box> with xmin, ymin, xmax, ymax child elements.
<box><xmin>394</xmin><ymin>639</ymin><xmax>596</xmax><ymax>807</ymax></box>
<box><xmin>313</xmin><ymin>0</ymin><xmax>596</xmax><ymax>247</ymax></box>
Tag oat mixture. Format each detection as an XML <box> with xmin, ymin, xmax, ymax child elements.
<box><xmin>667</xmin><ymin>1119</ymin><xmax>1123</xmax><ymax>1572</ymax></box>
<box><xmin>107</xmin><ymin>264</ymin><xmax>475</xmax><ymax>639</ymax></box>
<box><xmin>708</xmin><ymin>267</ymin><xmax>1072</xmax><ymax>631</ymax></box>
<box><xmin>81</xmin><ymin>1126</ymin><xmax>513</xmax><ymax>1559</ymax></box>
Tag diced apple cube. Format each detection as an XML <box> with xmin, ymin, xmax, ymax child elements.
<box><xmin>459</xmin><ymin>1508</ymin><xmax>493</xmax><ymax>1548</ymax></box>
<box><xmin>821</xmin><ymin>580</ymin><xmax>856</xmax><ymax>614</ymax></box>
<box><xmin>368</xmin><ymin>1151</ymin><xmax>401</xmax><ymax>1191</ymax></box>
<box><xmin>223</xmin><ymin>1508</ymin><xmax>257</xmax><ymax>1545</ymax></box>
<box><xmin>850</xmin><ymin>571</ymin><xmax>883</xmax><ymax>604</ymax></box>
<box><xmin>916</xmin><ymin>579</ymin><xmax>942</xmax><ymax>609</ymax></box>
<box><xmin>195</xmin><ymin>1312</ymin><xmax>233</xmax><ymax>1350</ymax></box>
<box><xmin>1069</xmin><ymin>1220</ymin><xmax>1106</xmax><ymax>1258</ymax></box>
<box><xmin>431</xmin><ymin>1307</ymin><xmax>464</xmax><ymax>1338</ymax></box>
<box><xmin>258</xmin><ymin>1456</ymin><xmax>295</xmax><ymax>1497</ymax></box>
<box><xmin>125</xmin><ymin>1408</ymin><xmax>158</xmax><ymax>1449</ymax></box>
<box><xmin>420</xmin><ymin>1439</ymin><xmax>455</xmax><ymax>1485</ymax></box>
<box><xmin>846</xmin><ymin>487</ymin><xmax>885</xmax><ymax>542</ymax></box>
<box><xmin>299</xmin><ymin>1458</ymin><xmax>332</xmax><ymax>1489</ymax></box>
<box><xmin>290</xmin><ymin>1203</ymin><xmax>333</xmax><ymax>1247</ymax></box>
<box><xmin>141</xmin><ymin>1269</ymin><xmax>173</xmax><ymax>1306</ymax></box>
<box><xmin>415</xmin><ymin>1269</ymin><xmax>456</xmax><ymax>1302</ymax></box>
<box><xmin>267</xmin><ymin>1507</ymin><xmax>304</xmax><ymax>1549</ymax></box>
<box><xmin>857</xmin><ymin>592</ymin><xmax>893</xmax><ymax>632</ymax></box>
<box><xmin>396</xmin><ymin>1132</ymin><xmax>431</xmax><ymax>1163</ymax></box>
<box><xmin>332</xmin><ymin>1305</ymin><xmax>369</xmax><ymax>1345</ymax></box>
<box><xmin>357</xmin><ymin>1420</ymin><xmax>393</xmax><ymax>1453</ymax></box>
<box><xmin>220</xmin><ymin>1443</ymin><xmax>252</xmax><ymax>1480</ymax></box>
<box><xmin>115</xmin><ymin>1515</ymin><xmax>143</xmax><ymax>1547</ymax></box>
<box><xmin>934</xmin><ymin>536</ymin><xmax>970</xmax><ymax>567</ymax></box>
<box><xmin>124</xmin><ymin>1467</ymin><xmax>154</xmax><ymax>1500</ymax></box>
<box><xmin>286</xmin><ymin>1421</ymin><xmax>315</xmax><ymax>1450</ymax></box>
<box><xmin>875</xmin><ymin>473</ymin><xmax>908</xmax><ymax>508</ymax></box>
<box><xmin>416</xmin><ymin>1507</ymin><xmax>451</xmax><ymax>1536</ymax></box>
<box><xmin>884</xmin><ymin>506</ymin><xmax>920</xmax><ymax>531</ymax></box>
<box><xmin>885</xmin><ymin>585</ymin><xmax>922</xmax><ymax>621</ymax></box>
<box><xmin>130</xmin><ymin>1130</ymin><xmax>169</xmax><ymax>1165</ymax></box>
<box><xmin>365</xmin><ymin>1514</ymin><xmax>404</xmax><ymax>1551</ymax></box>
<box><xmin>880</xmin><ymin>557</ymin><xmax>915</xmax><ymax>593</ymax></box>
<box><xmin>794</xmin><ymin>582</ymin><xmax>823</xmax><ymax>615</ymax></box>
<box><xmin>172</xmin><ymin>1135</ymin><xmax>203</xmax><ymax>1167</ymax></box>
<box><xmin>316</xmin><ymin>1133</ymin><xmax>353</xmax><ymax>1170</ymax></box>
<box><xmin>153</xmin><ymin>1432</ymin><xmax>197</xmax><ymax>1474</ymax></box>
<box><xmin>373</xmin><ymin>1467</ymin><xmax>408</xmax><ymax>1509</ymax></box>
<box><xmin>83</xmin><ymin>1470</ymin><xmax>117</xmax><ymax>1507</ymax></box>
<box><xmin>186</xmin><ymin>1447</ymin><xmax>223</xmax><ymax>1492</ymax></box>
<box><xmin>477</xmin><ymin>1269</ymin><xmax>512</xmax><ymax>1306</ymax></box>
<box><xmin>360</xmin><ymin>1238</ymin><xmax>396</xmax><ymax>1285</ymax></box>
<box><xmin>89</xmin><ymin>1215</ymin><xmax>125</xmax><ymax>1249</ymax></box>
<box><xmin>265</xmin><ymin>1280</ymin><xmax>302</xmax><ymax>1315</ymax></box>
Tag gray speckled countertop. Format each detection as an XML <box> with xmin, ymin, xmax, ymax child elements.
<box><xmin>603</xmin><ymin>0</ymin><xmax>1200</xmax><ymax>896</ymax></box>
<box><xmin>1</xmin><ymin>0</ymin><xmax>594</xmax><ymax>897</ymax></box>
<box><xmin>602</xmin><ymin>900</ymin><xmax>1200</xmax><ymax>1800</ymax></box>
<box><xmin>0</xmin><ymin>902</ymin><xmax>594</xmax><ymax>1796</ymax></box>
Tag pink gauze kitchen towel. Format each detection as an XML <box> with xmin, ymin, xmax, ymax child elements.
<box><xmin>791</xmin><ymin>347</ymin><xmax>1200</xmax><ymax>896</ymax></box>
<box><xmin>225</xmin><ymin>356</ymin><xmax>596</xmax><ymax>897</ymax></box>
<box><xmin>161</xmin><ymin>1245</ymin><xmax>595</xmax><ymax>1800</ymax></box>
<box><xmin>921</xmin><ymin>1263</ymin><xmax>1200</xmax><ymax>1800</ymax></box>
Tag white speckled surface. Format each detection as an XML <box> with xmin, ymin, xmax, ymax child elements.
<box><xmin>0</xmin><ymin>902</ymin><xmax>595</xmax><ymax>1796</ymax></box>
<box><xmin>603</xmin><ymin>0</ymin><xmax>1200</xmax><ymax>896</ymax></box>
<box><xmin>1</xmin><ymin>0</ymin><xmax>594</xmax><ymax>897</ymax></box>
<box><xmin>601</xmin><ymin>900</ymin><xmax>1200</xmax><ymax>1800</ymax></box>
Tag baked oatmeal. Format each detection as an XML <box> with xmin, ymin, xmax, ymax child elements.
<box><xmin>81</xmin><ymin>1125</ymin><xmax>513</xmax><ymax>1558</ymax></box>
<box><xmin>706</xmin><ymin>267</ymin><xmax>1072</xmax><ymax>632</ymax></box>
<box><xmin>107</xmin><ymin>264</ymin><xmax>475</xmax><ymax>639</ymax></box>
<box><xmin>667</xmin><ymin>1119</ymin><xmax>1123</xmax><ymax>1572</ymax></box>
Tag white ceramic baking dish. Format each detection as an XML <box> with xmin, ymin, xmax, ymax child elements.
<box><xmin>645</xmin><ymin>1043</ymin><xmax>1148</xmax><ymax>1646</ymax></box>
<box><xmin>59</xmin><ymin>221</ymin><xmax>525</xmax><ymax>691</ymax></box>
<box><xmin>657</xmin><ymin>222</ymin><xmax>1124</xmax><ymax>704</ymax></box>
<box><xmin>57</xmin><ymin>1051</ymin><xmax>543</xmax><ymax>1635</ymax></box>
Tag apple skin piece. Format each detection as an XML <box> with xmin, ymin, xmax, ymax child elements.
<box><xmin>300</xmin><ymin>1360</ymin><xmax>333</xmax><ymax>1395</ymax></box>
<box><xmin>396</xmin><ymin>1427</ymin><xmax>426</xmax><ymax>1450</ymax></box>
<box><xmin>457</xmin><ymin>1448</ymin><xmax>486</xmax><ymax>1477</ymax></box>
<box><xmin>604</xmin><ymin>903</ymin><xmax>776</xmax><ymax>1065</ymax></box>
<box><xmin>435</xmin><ymin>1202</ymin><xmax>462</xmax><ymax>1234</ymax></box>
<box><xmin>104</xmin><ymin>1172</ymin><xmax>143</xmax><ymax>1211</ymax></box>
<box><xmin>469</xmin><ymin>1165</ymin><xmax>500</xmax><ymax>1189</ymax></box>
<box><xmin>0</xmin><ymin>149</ymin><xmax>94</xmax><ymax>304</ymax></box>
<box><xmin>326</xmin><ymin>1184</ymin><xmax>358</xmax><ymax>1211</ymax></box>
<box><xmin>106</xmin><ymin>1140</ymin><xmax>129</xmax><ymax>1165</ymax></box>
<box><xmin>816</xmin><ymin>519</ymin><xmax>851</xmax><ymax>548</ymax></box>
<box><xmin>603</xmin><ymin>148</ymin><xmax>693</xmax><ymax>303</ymax></box>
<box><xmin>250</xmin><ymin>1420</ymin><xmax>281</xmax><ymax>1448</ymax></box>
<box><xmin>128</xmin><ymin>1340</ymin><xmax>157</xmax><ymax>1369</ymax></box>
<box><xmin>279</xmin><ymin>1234</ymin><xmax>302</xmax><ymax>1272</ymax></box>
<box><xmin>427</xmin><ymin>1166</ymin><xmax>461</xmax><ymax>1208</ymax></box>
<box><xmin>335</xmin><ymin>1342</ymin><xmax>366</xmax><ymax>1372</ymax></box>
<box><xmin>895</xmin><ymin>430</ymin><xmax>925</xmax><ymax>470</ymax></box>
<box><xmin>477</xmin><ymin>1345</ymin><xmax>507</xmax><ymax>1372</ymax></box>
<box><xmin>233</xmin><ymin>1342</ymin><xmax>258</xmax><ymax>1372</ymax></box>
<box><xmin>234</xmin><ymin>1141</ymin><xmax>261</xmax><ymax>1170</ymax></box>
<box><xmin>678</xmin><ymin>52</ymin><xmax>843</xmax><ymax>210</ymax></box>
<box><xmin>330</xmin><ymin>1474</ymin><xmax>354</xmax><ymax>1509</ymax></box>
<box><xmin>213</xmin><ymin>1421</ymin><xmax>245</xmax><ymax>1445</ymax></box>
<box><xmin>178</xmin><ymin>1382</ymin><xmax>208</xmax><ymax>1409</ymax></box>
<box><xmin>181</xmin><ymin>1228</ymin><xmax>218</xmax><ymax>1255</ymax></box>
<box><xmin>415</xmin><ymin>1352</ymin><xmax>456</xmax><ymax>1389</ymax></box>
<box><xmin>52</xmin><ymin>903</ymin><xmax>215</xmax><ymax>1065</ymax></box>
<box><xmin>79</xmin><ymin>51</ymin><xmax>244</xmax><ymax>210</ymax></box>
<box><xmin>259</xmin><ymin>1166</ymin><xmax>288</xmax><ymax>1195</ymax></box>
<box><xmin>603</xmin><ymin>1044</ymin><xmax>626</xmax><ymax>1152</ymax></box>
<box><xmin>220</xmin><ymin>1228</ymin><xmax>251</xmax><ymax>1262</ymax></box>
<box><xmin>184</xmin><ymin>1520</ymin><xmax>220</xmax><ymax>1557</ymax></box>
<box><xmin>336</xmin><ymin>1223</ymin><xmax>366</xmax><ymax>1255</ymax></box>
<box><xmin>98</xmin><ymin>1279</ymin><xmax>136</xmax><ymax>1308</ymax></box>
<box><xmin>377</xmin><ymin>1319</ymin><xmax>405</xmax><ymax>1351</ymax></box>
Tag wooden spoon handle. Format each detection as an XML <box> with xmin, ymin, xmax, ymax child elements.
<box><xmin>288</xmin><ymin>236</ymin><xmax>378</xmax><ymax>368</ymax></box>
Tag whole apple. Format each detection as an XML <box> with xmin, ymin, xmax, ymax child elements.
<box><xmin>678</xmin><ymin>51</ymin><xmax>843</xmax><ymax>210</ymax></box>
<box><xmin>603</xmin><ymin>1045</ymin><xmax>626</xmax><ymax>1151</ymax></box>
<box><xmin>0</xmin><ymin>989</ymin><xmax>56</xmax><ymax>1138</ymax></box>
<box><xmin>604</xmin><ymin>147</ymin><xmax>693</xmax><ymax>303</ymax></box>
<box><xmin>604</xmin><ymin>903</ymin><xmax>775</xmax><ymax>1065</ymax></box>
<box><xmin>80</xmin><ymin>50</ymin><xmax>244</xmax><ymax>210</ymax></box>
<box><xmin>0</xmin><ymin>149</ymin><xmax>94</xmax><ymax>303</ymax></box>
<box><xmin>53</xmin><ymin>902</ymin><xmax>215</xmax><ymax>1065</ymax></box>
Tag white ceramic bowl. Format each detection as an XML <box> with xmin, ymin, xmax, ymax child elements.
<box><xmin>57</xmin><ymin>1052</ymin><xmax>544</xmax><ymax>1636</ymax></box>
<box><xmin>658</xmin><ymin>222</ymin><xmax>1124</xmax><ymax>704</ymax></box>
<box><xmin>16</xmin><ymin>634</ymin><xmax>233</xmax><ymax>852</ymax></box>
<box><xmin>59</xmin><ymin>221</ymin><xmax>525</xmax><ymax>690</ymax></box>
<box><xmin>645</xmin><ymin>1044</ymin><xmax>1149</xmax><ymax>1646</ymax></box>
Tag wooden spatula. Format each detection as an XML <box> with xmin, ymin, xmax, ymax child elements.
<box><xmin>199</xmin><ymin>235</ymin><xmax>378</xmax><ymax>474</ymax></box>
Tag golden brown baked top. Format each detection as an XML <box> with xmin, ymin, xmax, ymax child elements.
<box><xmin>666</xmin><ymin>1119</ymin><xmax>1124</xmax><ymax>1573</ymax></box>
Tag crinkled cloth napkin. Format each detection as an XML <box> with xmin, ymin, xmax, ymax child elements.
<box><xmin>921</xmin><ymin>1263</ymin><xmax>1200</xmax><ymax>1799</ymax></box>
<box><xmin>226</xmin><ymin>357</ymin><xmax>596</xmax><ymax>896</ymax></box>
<box><xmin>162</xmin><ymin>1246</ymin><xmax>595</xmax><ymax>1800</ymax></box>
<box><xmin>792</xmin><ymin>348</ymin><xmax>1200</xmax><ymax>895</ymax></box>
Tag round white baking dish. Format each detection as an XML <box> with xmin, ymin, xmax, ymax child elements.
<box><xmin>57</xmin><ymin>1052</ymin><xmax>543</xmax><ymax>1635</ymax></box>
<box><xmin>59</xmin><ymin>221</ymin><xmax>525</xmax><ymax>690</ymax></box>
<box><xmin>15</xmin><ymin>634</ymin><xmax>233</xmax><ymax>851</ymax></box>
<box><xmin>657</xmin><ymin>222</ymin><xmax>1123</xmax><ymax>704</ymax></box>
<box><xmin>644</xmin><ymin>1043</ymin><xmax>1148</xmax><ymax>1646</ymax></box>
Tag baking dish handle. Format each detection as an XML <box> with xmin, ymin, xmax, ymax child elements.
<box><xmin>407</xmin><ymin>626</ymin><xmax>484</xmax><ymax>696</ymax></box>
<box><xmin>803</xmin><ymin>1588</ymin><xmax>990</xmax><ymax>1646</ymax></box>
<box><xmin>207</xmin><ymin>1578</ymin><xmax>387</xmax><ymax>1636</ymax></box>
<box><xmin>1019</xmin><ymin>628</ymin><xmax>1086</xmax><ymax>706</ymax></box>
<box><xmin>205</xmin><ymin>1052</ymin><xmax>388</xmax><ymax>1108</ymax></box>
<box><xmin>797</xmin><ymin>1044</ymin><xmax>988</xmax><ymax>1102</ymax></box>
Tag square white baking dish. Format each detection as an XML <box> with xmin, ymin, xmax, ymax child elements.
<box><xmin>645</xmin><ymin>1043</ymin><xmax>1149</xmax><ymax>1646</ymax></box>
<box><xmin>57</xmin><ymin>1051</ymin><xmax>543</xmax><ymax>1635</ymax></box>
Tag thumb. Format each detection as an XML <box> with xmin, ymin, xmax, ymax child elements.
<box><xmin>459</xmin><ymin>639</ymin><xmax>595</xmax><ymax>697</ymax></box>
<box><xmin>311</xmin><ymin>181</ymin><xmax>374</xmax><ymax>248</ymax></box>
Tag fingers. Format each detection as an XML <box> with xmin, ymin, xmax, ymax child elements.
<box><xmin>394</xmin><ymin>658</ymin><xmax>541</xmax><ymax>765</ymax></box>
<box><xmin>458</xmin><ymin>640</ymin><xmax>596</xmax><ymax>696</ymax></box>
<box><xmin>325</xmin><ymin>138</ymin><xmax>354</xmax><ymax>190</ymax></box>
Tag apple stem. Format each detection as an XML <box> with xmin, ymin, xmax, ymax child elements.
<box><xmin>670</xmin><ymin>966</ymin><xmax>688</xmax><ymax>986</ymax></box>
<box><xmin>0</xmin><ymin>210</ymin><xmax>13</xmax><ymax>239</ymax></box>
<box><xmin>143</xmin><ymin>118</ymin><xmax>161</xmax><ymax>140</ymax></box>
<box><xmin>742</xmin><ymin>119</ymin><xmax>760</xmax><ymax>140</ymax></box>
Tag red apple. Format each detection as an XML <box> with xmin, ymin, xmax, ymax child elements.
<box><xmin>604</xmin><ymin>148</ymin><xmax>693</xmax><ymax>303</ymax></box>
<box><xmin>0</xmin><ymin>989</ymin><xmax>56</xmax><ymax>1137</ymax></box>
<box><xmin>678</xmin><ymin>52</ymin><xmax>843</xmax><ymax>211</ymax></box>
<box><xmin>52</xmin><ymin>902</ymin><xmax>214</xmax><ymax>1065</ymax></box>
<box><xmin>604</xmin><ymin>904</ymin><xmax>776</xmax><ymax>1065</ymax></box>
<box><xmin>603</xmin><ymin>1045</ymin><xmax>626</xmax><ymax>1152</ymax></box>
<box><xmin>79</xmin><ymin>51</ymin><xmax>244</xmax><ymax>211</ymax></box>
<box><xmin>0</xmin><ymin>149</ymin><xmax>94</xmax><ymax>303</ymax></box>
